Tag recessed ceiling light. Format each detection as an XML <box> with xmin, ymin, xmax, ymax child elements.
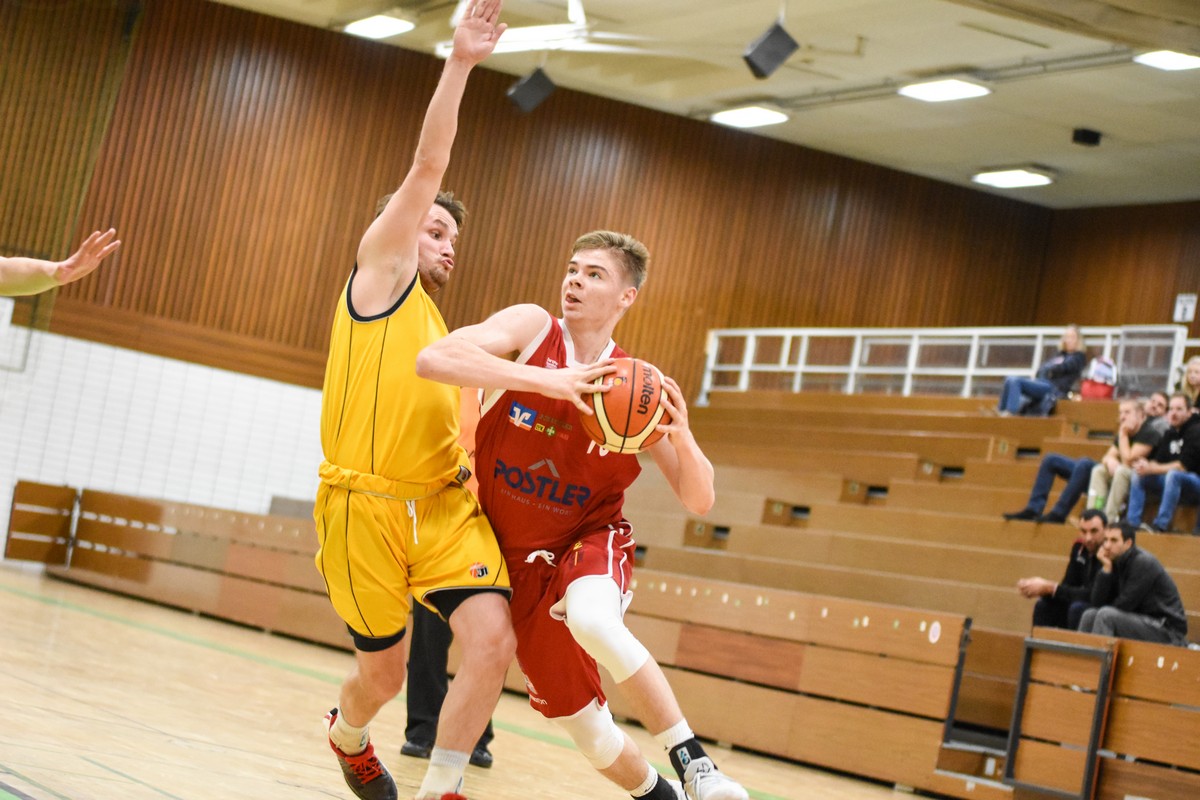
<box><xmin>1133</xmin><ymin>50</ymin><xmax>1200</xmax><ymax>71</ymax></box>
<box><xmin>344</xmin><ymin>14</ymin><xmax>416</xmax><ymax>40</ymax></box>
<box><xmin>898</xmin><ymin>78</ymin><xmax>991</xmax><ymax>103</ymax></box>
<box><xmin>972</xmin><ymin>166</ymin><xmax>1055</xmax><ymax>189</ymax></box>
<box><xmin>710</xmin><ymin>106</ymin><xmax>789</xmax><ymax>129</ymax></box>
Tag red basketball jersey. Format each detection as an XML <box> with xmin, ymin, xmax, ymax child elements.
<box><xmin>474</xmin><ymin>313</ymin><xmax>642</xmax><ymax>560</ymax></box>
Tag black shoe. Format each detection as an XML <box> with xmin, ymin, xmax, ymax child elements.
<box><xmin>399</xmin><ymin>740</ymin><xmax>432</xmax><ymax>759</ymax></box>
<box><xmin>1037</xmin><ymin>511</ymin><xmax>1067</xmax><ymax>524</ymax></box>
<box><xmin>325</xmin><ymin>710</ymin><xmax>398</xmax><ymax>800</ymax></box>
<box><xmin>1003</xmin><ymin>508</ymin><xmax>1038</xmax><ymax>521</ymax></box>
<box><xmin>469</xmin><ymin>746</ymin><xmax>494</xmax><ymax>769</ymax></box>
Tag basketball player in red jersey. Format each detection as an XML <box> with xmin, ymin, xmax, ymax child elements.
<box><xmin>416</xmin><ymin>231</ymin><xmax>748</xmax><ymax>800</ymax></box>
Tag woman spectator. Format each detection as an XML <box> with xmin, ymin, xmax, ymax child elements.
<box><xmin>996</xmin><ymin>325</ymin><xmax>1087</xmax><ymax>416</ymax></box>
<box><xmin>1175</xmin><ymin>355</ymin><xmax>1200</xmax><ymax>408</ymax></box>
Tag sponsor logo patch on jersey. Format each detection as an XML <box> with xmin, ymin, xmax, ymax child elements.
<box><xmin>493</xmin><ymin>458</ymin><xmax>592</xmax><ymax>508</ymax></box>
<box><xmin>509</xmin><ymin>400</ymin><xmax>537</xmax><ymax>430</ymax></box>
<box><xmin>469</xmin><ymin>562</ymin><xmax>489</xmax><ymax>579</ymax></box>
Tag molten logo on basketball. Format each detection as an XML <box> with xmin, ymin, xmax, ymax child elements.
<box><xmin>637</xmin><ymin>361</ymin><xmax>655</xmax><ymax>415</ymax></box>
<box><xmin>579</xmin><ymin>357</ymin><xmax>671</xmax><ymax>454</ymax></box>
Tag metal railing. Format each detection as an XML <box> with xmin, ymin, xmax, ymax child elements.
<box><xmin>699</xmin><ymin>324</ymin><xmax>1187</xmax><ymax>405</ymax></box>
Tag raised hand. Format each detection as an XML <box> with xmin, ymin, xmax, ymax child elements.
<box><xmin>452</xmin><ymin>0</ymin><xmax>508</xmax><ymax>65</ymax></box>
<box><xmin>56</xmin><ymin>228</ymin><xmax>121</xmax><ymax>287</ymax></box>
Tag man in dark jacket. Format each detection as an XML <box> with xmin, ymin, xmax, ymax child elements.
<box><xmin>1124</xmin><ymin>392</ymin><xmax>1200</xmax><ymax>533</ymax></box>
<box><xmin>1078</xmin><ymin>522</ymin><xmax>1189</xmax><ymax>646</ymax></box>
<box><xmin>1018</xmin><ymin>509</ymin><xmax>1105</xmax><ymax>629</ymax></box>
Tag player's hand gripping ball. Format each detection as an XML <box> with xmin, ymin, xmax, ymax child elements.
<box><xmin>579</xmin><ymin>357</ymin><xmax>671</xmax><ymax>454</ymax></box>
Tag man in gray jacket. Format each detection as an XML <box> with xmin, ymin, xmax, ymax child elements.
<box><xmin>1078</xmin><ymin>522</ymin><xmax>1189</xmax><ymax>646</ymax></box>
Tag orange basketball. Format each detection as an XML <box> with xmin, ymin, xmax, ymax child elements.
<box><xmin>579</xmin><ymin>357</ymin><xmax>671</xmax><ymax>454</ymax></box>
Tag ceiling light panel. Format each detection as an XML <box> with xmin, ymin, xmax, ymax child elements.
<box><xmin>344</xmin><ymin>14</ymin><xmax>415</xmax><ymax>40</ymax></box>
<box><xmin>1133</xmin><ymin>50</ymin><xmax>1200</xmax><ymax>71</ymax></box>
<box><xmin>710</xmin><ymin>106</ymin><xmax>789</xmax><ymax>128</ymax></box>
<box><xmin>972</xmin><ymin>166</ymin><xmax>1055</xmax><ymax>188</ymax></box>
<box><xmin>898</xmin><ymin>78</ymin><xmax>991</xmax><ymax>102</ymax></box>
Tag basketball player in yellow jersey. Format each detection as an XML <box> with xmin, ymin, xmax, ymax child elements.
<box><xmin>313</xmin><ymin>3</ymin><xmax>514</xmax><ymax>800</ymax></box>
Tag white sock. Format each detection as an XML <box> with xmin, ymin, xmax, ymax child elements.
<box><xmin>655</xmin><ymin>719</ymin><xmax>693</xmax><ymax>751</ymax></box>
<box><xmin>416</xmin><ymin>748</ymin><xmax>468</xmax><ymax>799</ymax></box>
<box><xmin>329</xmin><ymin>710</ymin><xmax>369</xmax><ymax>756</ymax></box>
<box><xmin>630</xmin><ymin>761</ymin><xmax>659</xmax><ymax>796</ymax></box>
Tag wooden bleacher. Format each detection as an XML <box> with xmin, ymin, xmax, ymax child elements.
<box><xmin>9</xmin><ymin>479</ymin><xmax>1005</xmax><ymax>800</ymax></box>
<box><xmin>688</xmin><ymin>421</ymin><xmax>1016</xmax><ymax>468</ymax></box>
<box><xmin>8</xmin><ymin>374</ymin><xmax>1195</xmax><ymax>800</ymax></box>
<box><xmin>939</xmin><ymin>626</ymin><xmax>1200</xmax><ymax>800</ymax></box>
<box><xmin>693</xmin><ymin>404</ymin><xmax>1082</xmax><ymax>450</ymax></box>
<box><xmin>705</xmin><ymin>388</ymin><xmax>1120</xmax><ymax>437</ymax></box>
<box><xmin>635</xmin><ymin>387</ymin><xmax>1196</xmax><ymax>800</ymax></box>
<box><xmin>5</xmin><ymin>482</ymin><xmax>347</xmax><ymax>649</ymax></box>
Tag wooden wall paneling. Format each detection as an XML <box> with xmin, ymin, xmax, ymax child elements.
<box><xmin>0</xmin><ymin>0</ymin><xmax>1178</xmax><ymax>399</ymax></box>
<box><xmin>0</xmin><ymin>0</ymin><xmax>135</xmax><ymax>264</ymax></box>
<box><xmin>1036</xmin><ymin>202</ymin><xmax>1200</xmax><ymax>335</ymax></box>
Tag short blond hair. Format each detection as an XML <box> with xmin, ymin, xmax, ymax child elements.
<box><xmin>572</xmin><ymin>231</ymin><xmax>649</xmax><ymax>289</ymax></box>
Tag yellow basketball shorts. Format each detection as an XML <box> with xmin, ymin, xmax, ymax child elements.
<box><xmin>314</xmin><ymin>478</ymin><xmax>509</xmax><ymax>640</ymax></box>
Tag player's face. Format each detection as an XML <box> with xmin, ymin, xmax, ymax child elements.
<box><xmin>561</xmin><ymin>248</ymin><xmax>636</xmax><ymax>324</ymax></box>
<box><xmin>416</xmin><ymin>205</ymin><xmax>458</xmax><ymax>294</ymax></box>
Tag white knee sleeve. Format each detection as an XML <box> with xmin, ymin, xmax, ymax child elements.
<box><xmin>554</xmin><ymin>701</ymin><xmax>626</xmax><ymax>770</ymax></box>
<box><xmin>563</xmin><ymin>578</ymin><xmax>650</xmax><ymax>683</ymax></box>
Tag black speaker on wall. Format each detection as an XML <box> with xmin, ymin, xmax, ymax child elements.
<box><xmin>743</xmin><ymin>21</ymin><xmax>799</xmax><ymax>79</ymax></box>
<box><xmin>507</xmin><ymin>68</ymin><xmax>557</xmax><ymax>113</ymax></box>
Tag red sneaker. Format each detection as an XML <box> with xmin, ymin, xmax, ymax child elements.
<box><xmin>324</xmin><ymin>709</ymin><xmax>398</xmax><ymax>800</ymax></box>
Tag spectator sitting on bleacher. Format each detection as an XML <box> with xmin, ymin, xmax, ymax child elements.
<box><xmin>1003</xmin><ymin>400</ymin><xmax>1161</xmax><ymax>525</ymax></box>
<box><xmin>1087</xmin><ymin>399</ymin><xmax>1161</xmax><ymax>522</ymax></box>
<box><xmin>1124</xmin><ymin>393</ymin><xmax>1200</xmax><ymax>534</ymax></box>
<box><xmin>1017</xmin><ymin>509</ymin><xmax>1105</xmax><ymax>630</ymax></box>
<box><xmin>1144</xmin><ymin>391</ymin><xmax>1170</xmax><ymax>435</ymax></box>
<box><xmin>1175</xmin><ymin>356</ymin><xmax>1200</xmax><ymax>408</ymax></box>
<box><xmin>1078</xmin><ymin>521</ymin><xmax>1189</xmax><ymax>646</ymax></box>
<box><xmin>995</xmin><ymin>325</ymin><xmax>1087</xmax><ymax>417</ymax></box>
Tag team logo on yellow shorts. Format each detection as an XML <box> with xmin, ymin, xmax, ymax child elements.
<box><xmin>469</xmin><ymin>562</ymin><xmax>489</xmax><ymax>579</ymax></box>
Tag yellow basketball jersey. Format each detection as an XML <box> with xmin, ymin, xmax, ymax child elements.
<box><xmin>320</xmin><ymin>270</ymin><xmax>467</xmax><ymax>489</ymax></box>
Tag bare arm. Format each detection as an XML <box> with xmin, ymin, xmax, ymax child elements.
<box><xmin>1125</xmin><ymin>442</ymin><xmax>1152</xmax><ymax>464</ymax></box>
<box><xmin>352</xmin><ymin>0</ymin><xmax>505</xmax><ymax>311</ymax></box>
<box><xmin>1100</xmin><ymin>444</ymin><xmax>1120</xmax><ymax>475</ymax></box>
<box><xmin>0</xmin><ymin>229</ymin><xmax>120</xmax><ymax>297</ymax></box>
<box><xmin>415</xmin><ymin>304</ymin><xmax>615</xmax><ymax>414</ymax></box>
<box><xmin>648</xmin><ymin>377</ymin><xmax>715</xmax><ymax>515</ymax></box>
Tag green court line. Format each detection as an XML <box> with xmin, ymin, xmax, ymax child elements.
<box><xmin>0</xmin><ymin>767</ymin><xmax>71</xmax><ymax>800</ymax></box>
<box><xmin>0</xmin><ymin>582</ymin><xmax>341</xmax><ymax>685</ymax></box>
<box><xmin>0</xmin><ymin>580</ymin><xmax>788</xmax><ymax>800</ymax></box>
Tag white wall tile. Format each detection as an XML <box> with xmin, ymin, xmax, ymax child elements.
<box><xmin>1</xmin><ymin>331</ymin><xmax>325</xmax><ymax>555</ymax></box>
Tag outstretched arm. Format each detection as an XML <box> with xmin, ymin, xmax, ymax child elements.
<box><xmin>648</xmin><ymin>376</ymin><xmax>715</xmax><ymax>515</ymax></box>
<box><xmin>416</xmin><ymin>304</ymin><xmax>615</xmax><ymax>414</ymax></box>
<box><xmin>353</xmin><ymin>0</ymin><xmax>506</xmax><ymax>308</ymax></box>
<box><xmin>0</xmin><ymin>228</ymin><xmax>120</xmax><ymax>297</ymax></box>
